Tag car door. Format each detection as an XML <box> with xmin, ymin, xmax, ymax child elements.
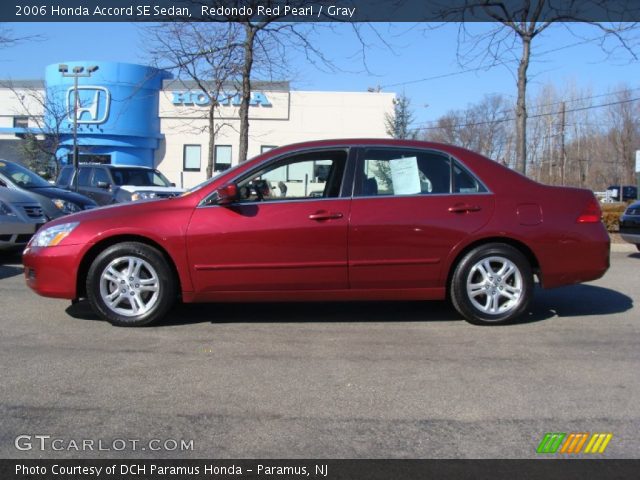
<box><xmin>89</xmin><ymin>167</ymin><xmax>115</xmax><ymax>205</ymax></box>
<box><xmin>348</xmin><ymin>147</ymin><xmax>495</xmax><ymax>290</ymax></box>
<box><xmin>70</xmin><ymin>166</ymin><xmax>94</xmax><ymax>200</ymax></box>
<box><xmin>186</xmin><ymin>148</ymin><xmax>352</xmax><ymax>295</ymax></box>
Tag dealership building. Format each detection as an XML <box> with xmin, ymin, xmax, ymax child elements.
<box><xmin>0</xmin><ymin>61</ymin><xmax>394</xmax><ymax>187</ymax></box>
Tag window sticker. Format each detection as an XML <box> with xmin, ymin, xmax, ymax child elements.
<box><xmin>389</xmin><ymin>156</ymin><xmax>421</xmax><ymax>195</ymax></box>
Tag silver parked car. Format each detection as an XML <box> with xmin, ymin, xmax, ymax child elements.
<box><xmin>0</xmin><ymin>187</ymin><xmax>47</xmax><ymax>250</ymax></box>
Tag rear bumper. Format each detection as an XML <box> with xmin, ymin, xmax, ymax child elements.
<box><xmin>22</xmin><ymin>244</ymin><xmax>86</xmax><ymax>299</ymax></box>
<box><xmin>536</xmin><ymin>227</ymin><xmax>610</xmax><ymax>289</ymax></box>
<box><xmin>620</xmin><ymin>232</ymin><xmax>640</xmax><ymax>245</ymax></box>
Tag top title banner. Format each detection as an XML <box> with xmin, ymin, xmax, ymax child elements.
<box><xmin>4</xmin><ymin>0</ymin><xmax>640</xmax><ymax>22</ymax></box>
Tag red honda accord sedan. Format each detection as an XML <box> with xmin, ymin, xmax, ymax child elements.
<box><xmin>23</xmin><ymin>139</ymin><xmax>609</xmax><ymax>326</ymax></box>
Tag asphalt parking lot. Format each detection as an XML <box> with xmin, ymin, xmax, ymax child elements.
<box><xmin>0</xmin><ymin>250</ymin><xmax>638</xmax><ymax>459</ymax></box>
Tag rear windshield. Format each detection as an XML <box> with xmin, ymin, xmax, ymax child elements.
<box><xmin>111</xmin><ymin>168</ymin><xmax>171</xmax><ymax>187</ymax></box>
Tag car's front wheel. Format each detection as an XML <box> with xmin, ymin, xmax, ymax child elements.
<box><xmin>86</xmin><ymin>242</ymin><xmax>177</xmax><ymax>327</ymax></box>
<box><xmin>450</xmin><ymin>243</ymin><xmax>533</xmax><ymax>325</ymax></box>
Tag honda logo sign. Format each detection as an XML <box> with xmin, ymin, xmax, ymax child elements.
<box><xmin>66</xmin><ymin>86</ymin><xmax>111</xmax><ymax>124</ymax></box>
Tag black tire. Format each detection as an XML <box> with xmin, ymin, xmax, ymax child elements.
<box><xmin>450</xmin><ymin>243</ymin><xmax>533</xmax><ymax>326</ymax></box>
<box><xmin>86</xmin><ymin>242</ymin><xmax>177</xmax><ymax>327</ymax></box>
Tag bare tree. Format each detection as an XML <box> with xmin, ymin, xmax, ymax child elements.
<box><xmin>232</xmin><ymin>18</ymin><xmax>341</xmax><ymax>163</ymax></box>
<box><xmin>144</xmin><ymin>23</ymin><xmax>243</xmax><ymax>179</ymax></box>
<box><xmin>606</xmin><ymin>86</ymin><xmax>639</xmax><ymax>186</ymax></box>
<box><xmin>0</xmin><ymin>23</ymin><xmax>42</xmax><ymax>49</ymax></box>
<box><xmin>437</xmin><ymin>1</ymin><xmax>639</xmax><ymax>176</ymax></box>
<box><xmin>423</xmin><ymin>93</ymin><xmax>513</xmax><ymax>162</ymax></box>
<box><xmin>2</xmin><ymin>81</ymin><xmax>68</xmax><ymax>177</ymax></box>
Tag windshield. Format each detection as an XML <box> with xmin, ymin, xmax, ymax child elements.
<box><xmin>0</xmin><ymin>160</ymin><xmax>51</xmax><ymax>188</ymax></box>
<box><xmin>111</xmin><ymin>168</ymin><xmax>172</xmax><ymax>187</ymax></box>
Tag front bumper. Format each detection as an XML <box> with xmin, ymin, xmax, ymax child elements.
<box><xmin>22</xmin><ymin>244</ymin><xmax>87</xmax><ymax>299</ymax></box>
<box><xmin>0</xmin><ymin>221</ymin><xmax>38</xmax><ymax>250</ymax></box>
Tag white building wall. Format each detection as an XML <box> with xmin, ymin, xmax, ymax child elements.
<box><xmin>157</xmin><ymin>89</ymin><xmax>395</xmax><ymax>188</ymax></box>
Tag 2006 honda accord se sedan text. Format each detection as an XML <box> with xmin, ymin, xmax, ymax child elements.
<box><xmin>23</xmin><ymin>140</ymin><xmax>610</xmax><ymax>327</ymax></box>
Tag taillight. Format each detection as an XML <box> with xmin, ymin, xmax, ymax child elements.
<box><xmin>577</xmin><ymin>197</ymin><xmax>602</xmax><ymax>223</ymax></box>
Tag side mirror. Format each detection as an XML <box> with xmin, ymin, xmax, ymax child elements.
<box><xmin>215</xmin><ymin>183</ymin><xmax>239</xmax><ymax>205</ymax></box>
<box><xmin>96</xmin><ymin>181</ymin><xmax>110</xmax><ymax>189</ymax></box>
<box><xmin>170</xmin><ymin>182</ymin><xmax>176</xmax><ymax>187</ymax></box>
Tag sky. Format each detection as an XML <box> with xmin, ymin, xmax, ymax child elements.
<box><xmin>1</xmin><ymin>22</ymin><xmax>639</xmax><ymax>126</ymax></box>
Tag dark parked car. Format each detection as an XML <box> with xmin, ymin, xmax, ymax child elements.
<box><xmin>56</xmin><ymin>164</ymin><xmax>184</xmax><ymax>205</ymax></box>
<box><xmin>0</xmin><ymin>159</ymin><xmax>97</xmax><ymax>219</ymax></box>
<box><xmin>24</xmin><ymin>139</ymin><xmax>609</xmax><ymax>327</ymax></box>
<box><xmin>606</xmin><ymin>185</ymin><xmax>637</xmax><ymax>202</ymax></box>
<box><xmin>619</xmin><ymin>200</ymin><xmax>640</xmax><ymax>251</ymax></box>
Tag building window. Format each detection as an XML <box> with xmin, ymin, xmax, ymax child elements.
<box><xmin>214</xmin><ymin>145</ymin><xmax>232</xmax><ymax>172</ymax></box>
<box><xmin>13</xmin><ymin>116</ymin><xmax>29</xmax><ymax>129</ymax></box>
<box><xmin>261</xmin><ymin>145</ymin><xmax>277</xmax><ymax>154</ymax></box>
<box><xmin>183</xmin><ymin>145</ymin><xmax>201</xmax><ymax>171</ymax></box>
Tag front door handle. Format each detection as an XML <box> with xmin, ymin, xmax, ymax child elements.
<box><xmin>309</xmin><ymin>211</ymin><xmax>344</xmax><ymax>221</ymax></box>
<box><xmin>448</xmin><ymin>204</ymin><xmax>481</xmax><ymax>213</ymax></box>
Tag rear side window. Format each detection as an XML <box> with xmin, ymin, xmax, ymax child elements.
<box><xmin>92</xmin><ymin>168</ymin><xmax>111</xmax><ymax>186</ymax></box>
<box><xmin>358</xmin><ymin>149</ymin><xmax>452</xmax><ymax>196</ymax></box>
<box><xmin>453</xmin><ymin>162</ymin><xmax>487</xmax><ymax>194</ymax></box>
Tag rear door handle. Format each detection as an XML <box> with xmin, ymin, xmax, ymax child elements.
<box><xmin>309</xmin><ymin>211</ymin><xmax>344</xmax><ymax>221</ymax></box>
<box><xmin>448</xmin><ymin>204</ymin><xmax>481</xmax><ymax>213</ymax></box>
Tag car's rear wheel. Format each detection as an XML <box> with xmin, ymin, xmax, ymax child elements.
<box><xmin>86</xmin><ymin>242</ymin><xmax>176</xmax><ymax>327</ymax></box>
<box><xmin>450</xmin><ymin>243</ymin><xmax>533</xmax><ymax>325</ymax></box>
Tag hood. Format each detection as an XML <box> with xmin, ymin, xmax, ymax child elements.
<box><xmin>26</xmin><ymin>186</ymin><xmax>97</xmax><ymax>206</ymax></box>
<box><xmin>118</xmin><ymin>185</ymin><xmax>185</xmax><ymax>194</ymax></box>
<box><xmin>0</xmin><ymin>187</ymin><xmax>42</xmax><ymax>204</ymax></box>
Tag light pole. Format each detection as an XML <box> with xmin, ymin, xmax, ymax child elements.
<box><xmin>58</xmin><ymin>64</ymin><xmax>99</xmax><ymax>192</ymax></box>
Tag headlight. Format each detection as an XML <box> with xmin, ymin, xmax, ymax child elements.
<box><xmin>30</xmin><ymin>222</ymin><xmax>79</xmax><ymax>247</ymax></box>
<box><xmin>0</xmin><ymin>200</ymin><xmax>17</xmax><ymax>217</ymax></box>
<box><xmin>52</xmin><ymin>198</ymin><xmax>82</xmax><ymax>214</ymax></box>
<box><xmin>131</xmin><ymin>192</ymin><xmax>156</xmax><ymax>201</ymax></box>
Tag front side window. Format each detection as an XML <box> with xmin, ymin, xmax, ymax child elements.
<box><xmin>57</xmin><ymin>167</ymin><xmax>73</xmax><ymax>187</ymax></box>
<box><xmin>77</xmin><ymin>168</ymin><xmax>92</xmax><ymax>187</ymax></box>
<box><xmin>236</xmin><ymin>150</ymin><xmax>348</xmax><ymax>202</ymax></box>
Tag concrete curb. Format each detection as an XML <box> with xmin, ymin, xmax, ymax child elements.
<box><xmin>611</xmin><ymin>243</ymin><xmax>637</xmax><ymax>253</ymax></box>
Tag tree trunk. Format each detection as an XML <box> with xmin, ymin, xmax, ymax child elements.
<box><xmin>559</xmin><ymin>101</ymin><xmax>566</xmax><ymax>185</ymax></box>
<box><xmin>515</xmin><ymin>35</ymin><xmax>531</xmax><ymax>175</ymax></box>
<box><xmin>238</xmin><ymin>24</ymin><xmax>255</xmax><ymax>163</ymax></box>
<box><xmin>206</xmin><ymin>104</ymin><xmax>215</xmax><ymax>179</ymax></box>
